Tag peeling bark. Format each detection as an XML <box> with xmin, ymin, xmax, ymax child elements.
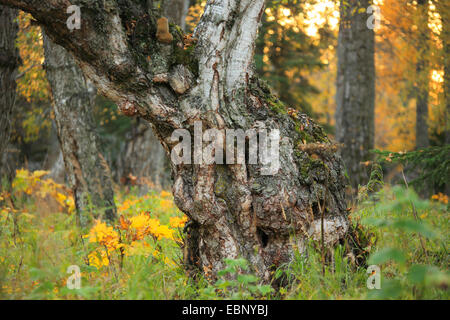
<box><xmin>2</xmin><ymin>0</ymin><xmax>350</xmax><ymax>281</ymax></box>
<box><xmin>43</xmin><ymin>33</ymin><xmax>117</xmax><ymax>227</ymax></box>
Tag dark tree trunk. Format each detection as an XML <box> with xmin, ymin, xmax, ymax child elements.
<box><xmin>43</xmin><ymin>34</ymin><xmax>117</xmax><ymax>227</ymax></box>
<box><xmin>0</xmin><ymin>5</ymin><xmax>20</xmax><ymax>180</ymax></box>
<box><xmin>415</xmin><ymin>0</ymin><xmax>430</xmax><ymax>149</ymax></box>
<box><xmin>336</xmin><ymin>0</ymin><xmax>375</xmax><ymax>189</ymax></box>
<box><xmin>2</xmin><ymin>0</ymin><xmax>350</xmax><ymax>282</ymax></box>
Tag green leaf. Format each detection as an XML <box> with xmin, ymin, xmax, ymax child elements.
<box><xmin>368</xmin><ymin>248</ymin><xmax>406</xmax><ymax>266</ymax></box>
<box><xmin>407</xmin><ymin>264</ymin><xmax>429</xmax><ymax>284</ymax></box>
<box><xmin>224</xmin><ymin>258</ymin><xmax>249</xmax><ymax>270</ymax></box>
<box><xmin>258</xmin><ymin>285</ymin><xmax>274</xmax><ymax>296</ymax></box>
<box><xmin>237</xmin><ymin>274</ymin><xmax>259</xmax><ymax>284</ymax></box>
<box><xmin>391</xmin><ymin>219</ymin><xmax>437</xmax><ymax>239</ymax></box>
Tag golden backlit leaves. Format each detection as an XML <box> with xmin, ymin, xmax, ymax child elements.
<box><xmin>374</xmin><ymin>0</ymin><xmax>446</xmax><ymax>151</ymax></box>
<box><xmin>185</xmin><ymin>1</ymin><xmax>205</xmax><ymax>32</ymax></box>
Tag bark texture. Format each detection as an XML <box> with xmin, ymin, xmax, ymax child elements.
<box><xmin>43</xmin><ymin>33</ymin><xmax>117</xmax><ymax>227</ymax></box>
<box><xmin>336</xmin><ymin>0</ymin><xmax>375</xmax><ymax>189</ymax></box>
<box><xmin>2</xmin><ymin>0</ymin><xmax>350</xmax><ymax>281</ymax></box>
<box><xmin>0</xmin><ymin>5</ymin><xmax>20</xmax><ymax>179</ymax></box>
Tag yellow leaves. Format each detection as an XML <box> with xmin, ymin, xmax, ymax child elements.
<box><xmin>55</xmin><ymin>192</ymin><xmax>67</xmax><ymax>206</ymax></box>
<box><xmin>123</xmin><ymin>212</ymin><xmax>175</xmax><ymax>241</ymax></box>
<box><xmin>32</xmin><ymin>170</ymin><xmax>50</xmax><ymax>179</ymax></box>
<box><xmin>125</xmin><ymin>241</ymin><xmax>157</xmax><ymax>258</ymax></box>
<box><xmin>85</xmin><ymin>191</ymin><xmax>185</xmax><ymax>271</ymax></box>
<box><xmin>160</xmin><ymin>190</ymin><xmax>171</xmax><ymax>198</ymax></box>
<box><xmin>118</xmin><ymin>195</ymin><xmax>147</xmax><ymax>213</ymax></box>
<box><xmin>154</xmin><ymin>224</ymin><xmax>175</xmax><ymax>241</ymax></box>
<box><xmin>17</xmin><ymin>12</ymin><xmax>50</xmax><ymax>103</ymax></box>
<box><xmin>88</xmin><ymin>249</ymin><xmax>110</xmax><ymax>269</ymax></box>
<box><xmin>85</xmin><ymin>220</ymin><xmax>121</xmax><ymax>250</ymax></box>
<box><xmin>86</xmin><ymin>211</ymin><xmax>180</xmax><ymax>270</ymax></box>
<box><xmin>169</xmin><ymin>216</ymin><xmax>188</xmax><ymax>229</ymax></box>
<box><xmin>431</xmin><ymin>193</ymin><xmax>448</xmax><ymax>204</ymax></box>
<box><xmin>13</xmin><ymin>169</ymin><xmax>49</xmax><ymax>194</ymax></box>
<box><xmin>129</xmin><ymin>213</ymin><xmax>153</xmax><ymax>230</ymax></box>
<box><xmin>159</xmin><ymin>199</ymin><xmax>173</xmax><ymax>211</ymax></box>
<box><xmin>11</xmin><ymin>169</ymin><xmax>75</xmax><ymax>214</ymax></box>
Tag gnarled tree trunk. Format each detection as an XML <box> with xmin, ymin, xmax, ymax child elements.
<box><xmin>0</xmin><ymin>5</ymin><xmax>20</xmax><ymax>180</ymax></box>
<box><xmin>43</xmin><ymin>33</ymin><xmax>117</xmax><ymax>227</ymax></box>
<box><xmin>2</xmin><ymin>0</ymin><xmax>349</xmax><ymax>281</ymax></box>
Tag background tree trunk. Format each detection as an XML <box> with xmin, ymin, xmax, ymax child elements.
<box><xmin>335</xmin><ymin>0</ymin><xmax>375</xmax><ymax>189</ymax></box>
<box><xmin>120</xmin><ymin>118</ymin><xmax>171</xmax><ymax>190</ymax></box>
<box><xmin>0</xmin><ymin>5</ymin><xmax>20</xmax><ymax>180</ymax></box>
<box><xmin>43</xmin><ymin>33</ymin><xmax>117</xmax><ymax>227</ymax></box>
<box><xmin>163</xmin><ymin>0</ymin><xmax>189</xmax><ymax>31</ymax></box>
<box><xmin>2</xmin><ymin>0</ymin><xmax>350</xmax><ymax>282</ymax></box>
<box><xmin>415</xmin><ymin>0</ymin><xmax>430</xmax><ymax>149</ymax></box>
<box><xmin>42</xmin><ymin>121</ymin><xmax>66</xmax><ymax>183</ymax></box>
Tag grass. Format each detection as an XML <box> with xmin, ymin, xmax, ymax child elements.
<box><xmin>0</xmin><ymin>170</ymin><xmax>448</xmax><ymax>299</ymax></box>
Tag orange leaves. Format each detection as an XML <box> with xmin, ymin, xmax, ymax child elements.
<box><xmin>182</xmin><ymin>33</ymin><xmax>198</xmax><ymax>50</ymax></box>
<box><xmin>431</xmin><ymin>192</ymin><xmax>448</xmax><ymax>205</ymax></box>
<box><xmin>84</xmin><ymin>220</ymin><xmax>122</xmax><ymax>250</ymax></box>
<box><xmin>119</xmin><ymin>215</ymin><xmax>131</xmax><ymax>231</ymax></box>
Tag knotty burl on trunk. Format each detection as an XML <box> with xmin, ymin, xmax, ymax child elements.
<box><xmin>1</xmin><ymin>0</ymin><xmax>349</xmax><ymax>281</ymax></box>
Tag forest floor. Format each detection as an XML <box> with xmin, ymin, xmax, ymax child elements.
<box><xmin>0</xmin><ymin>169</ymin><xmax>448</xmax><ymax>300</ymax></box>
